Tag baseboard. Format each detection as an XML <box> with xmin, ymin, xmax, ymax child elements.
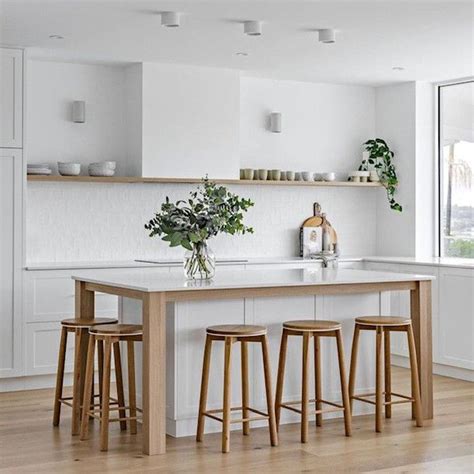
<box><xmin>391</xmin><ymin>354</ymin><xmax>474</xmax><ymax>382</ymax></box>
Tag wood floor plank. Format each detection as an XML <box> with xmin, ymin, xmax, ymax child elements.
<box><xmin>0</xmin><ymin>367</ymin><xmax>473</xmax><ymax>473</ymax></box>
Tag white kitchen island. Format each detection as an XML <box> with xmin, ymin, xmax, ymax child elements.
<box><xmin>72</xmin><ymin>267</ymin><xmax>433</xmax><ymax>456</ymax></box>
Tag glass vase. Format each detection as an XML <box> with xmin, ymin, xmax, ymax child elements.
<box><xmin>183</xmin><ymin>242</ymin><xmax>216</xmax><ymax>280</ymax></box>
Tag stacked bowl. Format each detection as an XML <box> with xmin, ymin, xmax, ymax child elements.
<box><xmin>58</xmin><ymin>162</ymin><xmax>81</xmax><ymax>176</ymax></box>
<box><xmin>88</xmin><ymin>161</ymin><xmax>116</xmax><ymax>177</ymax></box>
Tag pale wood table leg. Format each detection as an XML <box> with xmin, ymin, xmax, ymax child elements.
<box><xmin>72</xmin><ymin>281</ymin><xmax>95</xmax><ymax>436</ymax></box>
<box><xmin>142</xmin><ymin>292</ymin><xmax>167</xmax><ymax>455</ymax></box>
<box><xmin>410</xmin><ymin>280</ymin><xmax>433</xmax><ymax>420</ymax></box>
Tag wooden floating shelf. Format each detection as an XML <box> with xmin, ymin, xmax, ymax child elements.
<box><xmin>27</xmin><ymin>175</ymin><xmax>382</xmax><ymax>187</ymax></box>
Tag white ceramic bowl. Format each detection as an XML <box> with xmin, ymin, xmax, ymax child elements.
<box><xmin>88</xmin><ymin>167</ymin><xmax>115</xmax><ymax>177</ymax></box>
<box><xmin>320</xmin><ymin>172</ymin><xmax>336</xmax><ymax>182</ymax></box>
<box><xmin>302</xmin><ymin>171</ymin><xmax>313</xmax><ymax>181</ymax></box>
<box><xmin>90</xmin><ymin>161</ymin><xmax>116</xmax><ymax>170</ymax></box>
<box><xmin>58</xmin><ymin>162</ymin><xmax>81</xmax><ymax>176</ymax></box>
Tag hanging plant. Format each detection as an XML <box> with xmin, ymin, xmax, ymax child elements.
<box><xmin>360</xmin><ymin>138</ymin><xmax>402</xmax><ymax>212</ymax></box>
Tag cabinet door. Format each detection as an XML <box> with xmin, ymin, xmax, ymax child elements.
<box><xmin>438</xmin><ymin>267</ymin><xmax>474</xmax><ymax>370</ymax></box>
<box><xmin>0</xmin><ymin>48</ymin><xmax>23</xmax><ymax>148</ymax></box>
<box><xmin>0</xmin><ymin>149</ymin><xmax>23</xmax><ymax>377</ymax></box>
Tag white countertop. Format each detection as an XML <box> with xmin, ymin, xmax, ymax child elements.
<box><xmin>72</xmin><ymin>268</ymin><xmax>434</xmax><ymax>293</ymax></box>
<box><xmin>363</xmin><ymin>256</ymin><xmax>474</xmax><ymax>269</ymax></box>
<box><xmin>25</xmin><ymin>256</ymin><xmax>362</xmax><ymax>271</ymax></box>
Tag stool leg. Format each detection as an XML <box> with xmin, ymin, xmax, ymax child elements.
<box><xmin>113</xmin><ymin>342</ymin><xmax>127</xmax><ymax>431</ymax></box>
<box><xmin>261</xmin><ymin>335</ymin><xmax>278</xmax><ymax>447</ymax></box>
<box><xmin>98</xmin><ymin>340</ymin><xmax>104</xmax><ymax>408</ymax></box>
<box><xmin>80</xmin><ymin>335</ymin><xmax>96</xmax><ymax>440</ymax></box>
<box><xmin>127</xmin><ymin>340</ymin><xmax>138</xmax><ymax>435</ymax></box>
<box><xmin>241</xmin><ymin>340</ymin><xmax>250</xmax><ymax>436</ymax></box>
<box><xmin>301</xmin><ymin>332</ymin><xmax>310</xmax><ymax>443</ymax></box>
<box><xmin>375</xmin><ymin>326</ymin><xmax>383</xmax><ymax>433</ymax></box>
<box><xmin>222</xmin><ymin>337</ymin><xmax>233</xmax><ymax>453</ymax></box>
<box><xmin>53</xmin><ymin>327</ymin><xmax>68</xmax><ymax>426</ymax></box>
<box><xmin>384</xmin><ymin>329</ymin><xmax>392</xmax><ymax>419</ymax></box>
<box><xmin>71</xmin><ymin>328</ymin><xmax>84</xmax><ymax>436</ymax></box>
<box><xmin>314</xmin><ymin>334</ymin><xmax>322</xmax><ymax>427</ymax></box>
<box><xmin>407</xmin><ymin>325</ymin><xmax>423</xmax><ymax>427</ymax></box>
<box><xmin>348</xmin><ymin>324</ymin><xmax>361</xmax><ymax>411</ymax></box>
<box><xmin>100</xmin><ymin>339</ymin><xmax>113</xmax><ymax>451</ymax></box>
<box><xmin>275</xmin><ymin>329</ymin><xmax>288</xmax><ymax>429</ymax></box>
<box><xmin>196</xmin><ymin>335</ymin><xmax>212</xmax><ymax>442</ymax></box>
<box><xmin>335</xmin><ymin>329</ymin><xmax>352</xmax><ymax>437</ymax></box>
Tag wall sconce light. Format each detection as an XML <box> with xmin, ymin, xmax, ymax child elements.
<box><xmin>72</xmin><ymin>101</ymin><xmax>85</xmax><ymax>123</ymax></box>
<box><xmin>270</xmin><ymin>112</ymin><xmax>282</xmax><ymax>133</ymax></box>
<box><xmin>244</xmin><ymin>20</ymin><xmax>263</xmax><ymax>36</ymax></box>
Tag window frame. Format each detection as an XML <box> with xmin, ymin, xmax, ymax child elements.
<box><xmin>437</xmin><ymin>78</ymin><xmax>474</xmax><ymax>258</ymax></box>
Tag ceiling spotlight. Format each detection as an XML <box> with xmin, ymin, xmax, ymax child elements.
<box><xmin>392</xmin><ymin>66</ymin><xmax>405</xmax><ymax>71</ymax></box>
<box><xmin>318</xmin><ymin>29</ymin><xmax>336</xmax><ymax>44</ymax></box>
<box><xmin>49</xmin><ymin>34</ymin><xmax>64</xmax><ymax>40</ymax></box>
<box><xmin>244</xmin><ymin>20</ymin><xmax>262</xmax><ymax>36</ymax></box>
<box><xmin>235</xmin><ymin>52</ymin><xmax>249</xmax><ymax>56</ymax></box>
<box><xmin>161</xmin><ymin>11</ymin><xmax>180</xmax><ymax>27</ymax></box>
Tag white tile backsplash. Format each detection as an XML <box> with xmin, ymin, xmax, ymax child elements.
<box><xmin>27</xmin><ymin>183</ymin><xmax>376</xmax><ymax>262</ymax></box>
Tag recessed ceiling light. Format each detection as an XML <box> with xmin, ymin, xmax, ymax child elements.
<box><xmin>235</xmin><ymin>52</ymin><xmax>249</xmax><ymax>57</ymax></box>
<box><xmin>244</xmin><ymin>20</ymin><xmax>262</xmax><ymax>36</ymax></box>
<box><xmin>318</xmin><ymin>29</ymin><xmax>336</xmax><ymax>44</ymax></box>
<box><xmin>161</xmin><ymin>11</ymin><xmax>180</xmax><ymax>27</ymax></box>
<box><xmin>392</xmin><ymin>66</ymin><xmax>405</xmax><ymax>71</ymax></box>
<box><xmin>49</xmin><ymin>34</ymin><xmax>64</xmax><ymax>40</ymax></box>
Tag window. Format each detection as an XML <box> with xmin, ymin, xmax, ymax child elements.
<box><xmin>438</xmin><ymin>81</ymin><xmax>474</xmax><ymax>258</ymax></box>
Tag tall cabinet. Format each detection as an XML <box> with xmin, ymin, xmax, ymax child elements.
<box><xmin>0</xmin><ymin>47</ymin><xmax>24</xmax><ymax>378</ymax></box>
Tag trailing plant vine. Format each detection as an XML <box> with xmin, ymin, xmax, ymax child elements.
<box><xmin>360</xmin><ymin>138</ymin><xmax>402</xmax><ymax>212</ymax></box>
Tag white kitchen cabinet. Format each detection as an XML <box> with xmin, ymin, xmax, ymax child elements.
<box><xmin>0</xmin><ymin>149</ymin><xmax>24</xmax><ymax>378</ymax></box>
<box><xmin>0</xmin><ymin>48</ymin><xmax>23</xmax><ymax>148</ymax></box>
<box><xmin>437</xmin><ymin>267</ymin><xmax>474</xmax><ymax>370</ymax></box>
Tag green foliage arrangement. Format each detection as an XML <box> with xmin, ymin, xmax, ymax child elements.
<box><xmin>360</xmin><ymin>138</ymin><xmax>402</xmax><ymax>212</ymax></box>
<box><xmin>145</xmin><ymin>178</ymin><xmax>254</xmax><ymax>251</ymax></box>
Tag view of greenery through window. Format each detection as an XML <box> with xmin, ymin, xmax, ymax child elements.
<box><xmin>440</xmin><ymin>81</ymin><xmax>474</xmax><ymax>258</ymax></box>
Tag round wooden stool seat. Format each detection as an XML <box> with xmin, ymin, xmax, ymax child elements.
<box><xmin>206</xmin><ymin>324</ymin><xmax>267</xmax><ymax>337</ymax></box>
<box><xmin>355</xmin><ymin>316</ymin><xmax>411</xmax><ymax>326</ymax></box>
<box><xmin>61</xmin><ymin>317</ymin><xmax>118</xmax><ymax>328</ymax></box>
<box><xmin>283</xmin><ymin>319</ymin><xmax>341</xmax><ymax>332</ymax></box>
<box><xmin>89</xmin><ymin>323</ymin><xmax>143</xmax><ymax>337</ymax></box>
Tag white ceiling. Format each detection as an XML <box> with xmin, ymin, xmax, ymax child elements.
<box><xmin>1</xmin><ymin>0</ymin><xmax>473</xmax><ymax>86</ymax></box>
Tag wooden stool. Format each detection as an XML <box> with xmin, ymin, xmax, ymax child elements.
<box><xmin>275</xmin><ymin>320</ymin><xmax>352</xmax><ymax>443</ymax></box>
<box><xmin>196</xmin><ymin>324</ymin><xmax>278</xmax><ymax>453</ymax></box>
<box><xmin>348</xmin><ymin>316</ymin><xmax>423</xmax><ymax>432</ymax></box>
<box><xmin>53</xmin><ymin>317</ymin><xmax>118</xmax><ymax>428</ymax></box>
<box><xmin>80</xmin><ymin>324</ymin><xmax>143</xmax><ymax>451</ymax></box>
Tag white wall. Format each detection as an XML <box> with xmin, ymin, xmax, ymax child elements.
<box><xmin>26</xmin><ymin>182</ymin><xmax>377</xmax><ymax>262</ymax></box>
<box><xmin>141</xmin><ymin>63</ymin><xmax>240</xmax><ymax>179</ymax></box>
<box><xmin>240</xmin><ymin>77</ymin><xmax>375</xmax><ymax>173</ymax></box>
<box><xmin>26</xmin><ymin>60</ymin><xmax>129</xmax><ymax>174</ymax></box>
<box><xmin>375</xmin><ymin>81</ymin><xmax>436</xmax><ymax>257</ymax></box>
<box><xmin>375</xmin><ymin>83</ymin><xmax>417</xmax><ymax>256</ymax></box>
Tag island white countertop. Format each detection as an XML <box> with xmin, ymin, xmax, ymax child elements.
<box><xmin>72</xmin><ymin>267</ymin><xmax>434</xmax><ymax>293</ymax></box>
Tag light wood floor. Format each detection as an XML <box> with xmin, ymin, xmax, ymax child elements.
<box><xmin>1</xmin><ymin>367</ymin><xmax>473</xmax><ymax>473</ymax></box>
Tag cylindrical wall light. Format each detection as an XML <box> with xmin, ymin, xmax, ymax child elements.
<box><xmin>161</xmin><ymin>11</ymin><xmax>181</xmax><ymax>27</ymax></box>
<box><xmin>72</xmin><ymin>101</ymin><xmax>85</xmax><ymax>123</ymax></box>
<box><xmin>270</xmin><ymin>112</ymin><xmax>282</xmax><ymax>133</ymax></box>
<box><xmin>318</xmin><ymin>29</ymin><xmax>336</xmax><ymax>43</ymax></box>
<box><xmin>244</xmin><ymin>20</ymin><xmax>262</xmax><ymax>36</ymax></box>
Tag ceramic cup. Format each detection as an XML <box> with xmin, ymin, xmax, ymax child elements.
<box><xmin>271</xmin><ymin>169</ymin><xmax>281</xmax><ymax>181</ymax></box>
<box><xmin>285</xmin><ymin>171</ymin><xmax>295</xmax><ymax>181</ymax></box>
<box><xmin>258</xmin><ymin>169</ymin><xmax>268</xmax><ymax>180</ymax></box>
<box><xmin>369</xmin><ymin>170</ymin><xmax>380</xmax><ymax>182</ymax></box>
<box><xmin>302</xmin><ymin>171</ymin><xmax>313</xmax><ymax>181</ymax></box>
<box><xmin>295</xmin><ymin>172</ymin><xmax>301</xmax><ymax>181</ymax></box>
<box><xmin>240</xmin><ymin>169</ymin><xmax>245</xmax><ymax>179</ymax></box>
<box><xmin>280</xmin><ymin>172</ymin><xmax>287</xmax><ymax>181</ymax></box>
<box><xmin>243</xmin><ymin>168</ymin><xmax>254</xmax><ymax>180</ymax></box>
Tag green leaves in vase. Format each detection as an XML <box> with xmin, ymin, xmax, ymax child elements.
<box><xmin>145</xmin><ymin>177</ymin><xmax>254</xmax><ymax>250</ymax></box>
